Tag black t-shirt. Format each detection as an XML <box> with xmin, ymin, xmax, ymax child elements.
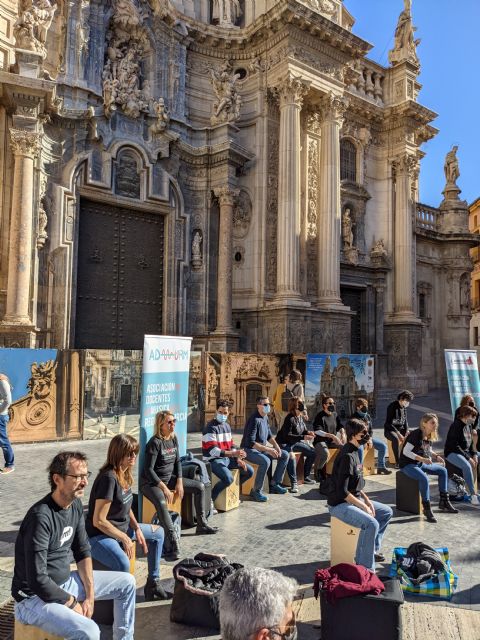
<box><xmin>327</xmin><ymin>443</ymin><xmax>365</xmax><ymax>507</ymax></box>
<box><xmin>399</xmin><ymin>428</ymin><xmax>431</xmax><ymax>468</ymax></box>
<box><xmin>141</xmin><ymin>435</ymin><xmax>182</xmax><ymax>486</ymax></box>
<box><xmin>85</xmin><ymin>469</ymin><xmax>132</xmax><ymax>537</ymax></box>
<box><xmin>313</xmin><ymin>410</ymin><xmax>343</xmax><ymax>447</ymax></box>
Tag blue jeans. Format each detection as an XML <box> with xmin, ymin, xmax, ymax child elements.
<box><xmin>328</xmin><ymin>500</ymin><xmax>393</xmax><ymax>571</ymax></box>
<box><xmin>400</xmin><ymin>463</ymin><xmax>448</xmax><ymax>501</ymax></box>
<box><xmin>358</xmin><ymin>439</ymin><xmax>387</xmax><ymax>469</ymax></box>
<box><xmin>90</xmin><ymin>523</ymin><xmax>164</xmax><ymax>579</ymax></box>
<box><xmin>0</xmin><ymin>414</ymin><xmax>14</xmax><ymax>468</ymax></box>
<box><xmin>14</xmin><ymin>570</ymin><xmax>135</xmax><ymax>640</ymax></box>
<box><xmin>244</xmin><ymin>447</ymin><xmax>289</xmax><ymax>491</ymax></box>
<box><xmin>210</xmin><ymin>457</ymin><xmax>254</xmax><ymax>501</ymax></box>
<box><xmin>282</xmin><ymin>441</ymin><xmax>316</xmax><ymax>483</ymax></box>
<box><xmin>446</xmin><ymin>452</ymin><xmax>479</xmax><ymax>495</ymax></box>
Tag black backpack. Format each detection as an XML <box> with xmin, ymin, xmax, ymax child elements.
<box><xmin>281</xmin><ymin>383</ymin><xmax>302</xmax><ymax>411</ymax></box>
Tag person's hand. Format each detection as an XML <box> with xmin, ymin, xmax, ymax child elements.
<box><xmin>470</xmin><ymin>457</ymin><xmax>478</xmax><ymax>469</ymax></box>
<box><xmin>136</xmin><ymin>526</ymin><xmax>148</xmax><ymax>555</ymax></box>
<box><xmin>366</xmin><ymin>440</ymin><xmax>373</xmax><ymax>450</ymax></box>
<box><xmin>304</xmin><ymin>434</ymin><xmax>314</xmax><ymax>441</ymax></box>
<box><xmin>435</xmin><ymin>455</ymin><xmax>445</xmax><ymax>465</ymax></box>
<box><xmin>162</xmin><ymin>486</ymin><xmax>174</xmax><ymax>504</ymax></box>
<box><xmin>268</xmin><ymin>448</ymin><xmax>280</xmax><ymax>459</ymax></box>
<box><xmin>175</xmin><ymin>480</ymin><xmax>184</xmax><ymax>500</ymax></box>
<box><xmin>363</xmin><ymin>503</ymin><xmax>374</xmax><ymax>517</ymax></box>
<box><xmin>307</xmin><ymin>431</ymin><xmax>315</xmax><ymax>437</ymax></box>
<box><xmin>237</xmin><ymin>458</ymin><xmax>247</xmax><ymax>471</ymax></box>
<box><xmin>398</xmin><ymin>436</ymin><xmax>405</xmax><ymax>445</ymax></box>
<box><xmin>423</xmin><ymin>457</ymin><xmax>433</xmax><ymax>465</ymax></box>
<box><xmin>237</xmin><ymin>448</ymin><xmax>247</xmax><ymax>460</ymax></box>
<box><xmin>121</xmin><ymin>535</ymin><xmax>135</xmax><ymax>559</ymax></box>
<box><xmin>81</xmin><ymin>597</ymin><xmax>94</xmax><ymax>619</ymax></box>
<box><xmin>364</xmin><ymin>500</ymin><xmax>375</xmax><ymax>516</ymax></box>
<box><xmin>331</xmin><ymin>435</ymin><xmax>342</xmax><ymax>446</ymax></box>
<box><xmin>72</xmin><ymin>601</ymin><xmax>84</xmax><ymax>616</ymax></box>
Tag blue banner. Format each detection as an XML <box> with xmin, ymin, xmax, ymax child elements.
<box><xmin>444</xmin><ymin>349</ymin><xmax>480</xmax><ymax>416</ymax></box>
<box><xmin>139</xmin><ymin>336</ymin><xmax>192</xmax><ymax>470</ymax></box>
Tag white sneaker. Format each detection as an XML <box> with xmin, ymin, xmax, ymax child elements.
<box><xmin>470</xmin><ymin>494</ymin><xmax>480</xmax><ymax>506</ymax></box>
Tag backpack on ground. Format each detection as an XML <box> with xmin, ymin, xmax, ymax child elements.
<box><xmin>448</xmin><ymin>473</ymin><xmax>467</xmax><ymax>501</ymax></box>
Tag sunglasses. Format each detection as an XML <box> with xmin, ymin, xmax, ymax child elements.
<box><xmin>167</xmin><ymin>418</ymin><xmax>177</xmax><ymax>425</ymax></box>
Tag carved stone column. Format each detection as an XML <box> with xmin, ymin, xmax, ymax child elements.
<box><xmin>317</xmin><ymin>93</ymin><xmax>348</xmax><ymax>307</ymax></box>
<box><xmin>393</xmin><ymin>153</ymin><xmax>417</xmax><ymax>318</ymax></box>
<box><xmin>274</xmin><ymin>73</ymin><xmax>309</xmax><ymax>303</ymax></box>
<box><xmin>2</xmin><ymin>129</ymin><xmax>41</xmax><ymax>328</ymax></box>
<box><xmin>213</xmin><ymin>186</ymin><xmax>239</xmax><ymax>338</ymax></box>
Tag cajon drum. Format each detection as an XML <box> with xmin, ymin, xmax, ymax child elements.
<box><xmin>212</xmin><ymin>468</ymin><xmax>240</xmax><ymax>511</ymax></box>
<box><xmin>396</xmin><ymin>470</ymin><xmax>422</xmax><ymax>514</ymax></box>
<box><xmin>15</xmin><ymin>622</ymin><xmax>63</xmax><ymax>640</ymax></box>
<box><xmin>325</xmin><ymin>448</ymin><xmax>340</xmax><ymax>475</ymax></box>
<box><xmin>142</xmin><ymin>492</ymin><xmax>182</xmax><ymax>524</ymax></box>
<box><xmin>387</xmin><ymin>440</ymin><xmax>397</xmax><ymax>465</ymax></box>
<box><xmin>330</xmin><ymin>516</ymin><xmax>360</xmax><ymax>566</ymax></box>
<box><xmin>282</xmin><ymin>451</ymin><xmax>302</xmax><ymax>487</ymax></box>
<box><xmin>241</xmin><ymin>462</ymin><xmax>271</xmax><ymax>495</ymax></box>
<box><xmin>363</xmin><ymin>445</ymin><xmax>376</xmax><ymax>476</ymax></box>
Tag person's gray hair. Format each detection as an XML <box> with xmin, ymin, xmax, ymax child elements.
<box><xmin>219</xmin><ymin>567</ymin><xmax>297</xmax><ymax>640</ymax></box>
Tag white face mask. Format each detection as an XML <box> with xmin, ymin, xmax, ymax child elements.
<box><xmin>402</xmin><ymin>401</ymin><xmax>410</xmax><ymax>408</ymax></box>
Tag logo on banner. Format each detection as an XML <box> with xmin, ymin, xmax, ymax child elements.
<box><xmin>148</xmin><ymin>348</ymin><xmax>190</xmax><ymax>361</ymax></box>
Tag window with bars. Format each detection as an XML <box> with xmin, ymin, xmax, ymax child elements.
<box><xmin>340</xmin><ymin>139</ymin><xmax>357</xmax><ymax>182</ymax></box>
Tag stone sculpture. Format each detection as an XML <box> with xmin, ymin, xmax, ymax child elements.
<box><xmin>342</xmin><ymin>208</ymin><xmax>354</xmax><ymax>249</ymax></box>
<box><xmin>212</xmin><ymin>0</ymin><xmax>242</xmax><ymax>27</ymax></box>
<box><xmin>149</xmin><ymin>98</ymin><xmax>170</xmax><ymax>136</ymax></box>
<box><xmin>14</xmin><ymin>0</ymin><xmax>57</xmax><ymax>58</ymax></box>
<box><xmin>388</xmin><ymin>0</ymin><xmax>420</xmax><ymax>66</ymax></box>
<box><xmin>210</xmin><ymin>61</ymin><xmax>241</xmax><ymax>125</ymax></box>
<box><xmin>444</xmin><ymin>146</ymin><xmax>460</xmax><ymax>186</ymax></box>
<box><xmin>191</xmin><ymin>230</ymin><xmax>203</xmax><ymax>269</ymax></box>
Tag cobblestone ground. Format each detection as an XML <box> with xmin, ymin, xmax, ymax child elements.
<box><xmin>1</xmin><ymin>390</ymin><xmax>480</xmax><ymax>639</ymax></box>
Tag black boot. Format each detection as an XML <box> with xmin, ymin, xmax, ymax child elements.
<box><xmin>164</xmin><ymin>530</ymin><xmax>181</xmax><ymax>561</ymax></box>
<box><xmin>439</xmin><ymin>491</ymin><xmax>459</xmax><ymax>514</ymax></box>
<box><xmin>196</xmin><ymin>515</ymin><xmax>219</xmax><ymax>535</ymax></box>
<box><xmin>422</xmin><ymin>500</ymin><xmax>437</xmax><ymax>523</ymax></box>
<box><xmin>144</xmin><ymin>577</ymin><xmax>171</xmax><ymax>601</ymax></box>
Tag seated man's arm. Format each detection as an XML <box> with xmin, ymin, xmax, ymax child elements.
<box><xmin>71</xmin><ymin>505</ymin><xmax>94</xmax><ymax>616</ymax></box>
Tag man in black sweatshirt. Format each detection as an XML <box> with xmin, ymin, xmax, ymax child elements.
<box><xmin>12</xmin><ymin>451</ymin><xmax>136</xmax><ymax>640</ymax></box>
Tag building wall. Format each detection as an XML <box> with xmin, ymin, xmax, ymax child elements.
<box><xmin>469</xmin><ymin>198</ymin><xmax>480</xmax><ymax>351</ymax></box>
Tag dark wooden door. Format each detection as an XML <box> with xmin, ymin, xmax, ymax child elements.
<box><xmin>75</xmin><ymin>200</ymin><xmax>164</xmax><ymax>349</ymax></box>
<box><xmin>120</xmin><ymin>384</ymin><xmax>132</xmax><ymax>407</ymax></box>
<box><xmin>341</xmin><ymin>287</ymin><xmax>363</xmax><ymax>354</ymax></box>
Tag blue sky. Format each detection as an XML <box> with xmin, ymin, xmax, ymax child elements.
<box><xmin>345</xmin><ymin>0</ymin><xmax>479</xmax><ymax>207</ymax></box>
<box><xmin>0</xmin><ymin>349</ymin><xmax>58</xmax><ymax>402</ymax></box>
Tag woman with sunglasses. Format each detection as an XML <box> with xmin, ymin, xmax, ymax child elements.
<box><xmin>140</xmin><ymin>410</ymin><xmax>217</xmax><ymax>560</ymax></box>
<box><xmin>327</xmin><ymin>419</ymin><xmax>392</xmax><ymax>572</ymax></box>
<box><xmin>85</xmin><ymin>434</ymin><xmax>169</xmax><ymax>601</ymax></box>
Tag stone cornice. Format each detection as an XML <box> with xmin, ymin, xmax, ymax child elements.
<box><xmin>177</xmin><ymin>138</ymin><xmax>254</xmax><ymax>168</ymax></box>
<box><xmin>383</xmin><ymin>101</ymin><xmax>438</xmax><ymax>127</ymax></box>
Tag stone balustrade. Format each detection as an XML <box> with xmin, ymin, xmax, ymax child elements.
<box><xmin>345</xmin><ymin>59</ymin><xmax>384</xmax><ymax>105</ymax></box>
<box><xmin>416</xmin><ymin>203</ymin><xmax>439</xmax><ymax>232</ymax></box>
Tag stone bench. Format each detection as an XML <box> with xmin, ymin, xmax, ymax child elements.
<box><xmin>330</xmin><ymin>516</ymin><xmax>360</xmax><ymax>566</ymax></box>
<box><xmin>212</xmin><ymin>468</ymin><xmax>240</xmax><ymax>511</ymax></box>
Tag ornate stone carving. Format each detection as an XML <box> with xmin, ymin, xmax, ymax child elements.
<box><xmin>14</xmin><ymin>0</ymin><xmax>57</xmax><ymax>58</ymax></box>
<box><xmin>393</xmin><ymin>153</ymin><xmax>418</xmax><ymax>177</ymax></box>
<box><xmin>10</xmin><ymin>129</ymin><xmax>41</xmax><ymax>158</ymax></box>
<box><xmin>318</xmin><ymin>92</ymin><xmax>348</xmax><ymax>125</ymax></box>
<box><xmin>114</xmin><ymin>150</ymin><xmax>141</xmax><ymax>198</ymax></box>
<box><xmin>274</xmin><ymin>72</ymin><xmax>310</xmax><ymax>108</ymax></box>
<box><xmin>370</xmin><ymin>239</ymin><xmax>388</xmax><ymax>263</ymax></box>
<box><xmin>266</xmin><ymin>118</ymin><xmax>279</xmax><ymax>292</ymax></box>
<box><xmin>37</xmin><ymin>173</ymin><xmax>48</xmax><ymax>248</ymax></box>
<box><xmin>307</xmin><ymin>137</ymin><xmax>318</xmax><ymax>295</ymax></box>
<box><xmin>212</xmin><ymin>0</ymin><xmax>242</xmax><ymax>27</ymax></box>
<box><xmin>232</xmin><ymin>191</ymin><xmax>252</xmax><ymax>239</ymax></box>
<box><xmin>214</xmin><ymin>186</ymin><xmax>239</xmax><ymax>206</ymax></box>
<box><xmin>78</xmin><ymin>0</ymin><xmax>91</xmax><ymax>56</ymax></box>
<box><xmin>149</xmin><ymin>98</ymin><xmax>170</xmax><ymax>136</ymax></box>
<box><xmin>210</xmin><ymin>61</ymin><xmax>241</xmax><ymax>125</ymax></box>
<box><xmin>388</xmin><ymin>0</ymin><xmax>420</xmax><ymax>67</ymax></box>
<box><xmin>191</xmin><ymin>229</ymin><xmax>203</xmax><ymax>270</ymax></box>
<box><xmin>102</xmin><ymin>0</ymin><xmax>151</xmax><ymax>119</ymax></box>
<box><xmin>299</xmin><ymin>0</ymin><xmax>337</xmax><ymax>19</ymax></box>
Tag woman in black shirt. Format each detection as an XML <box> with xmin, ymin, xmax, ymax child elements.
<box><xmin>276</xmin><ymin>397</ymin><xmax>316</xmax><ymax>492</ymax></box>
<box><xmin>140</xmin><ymin>410</ymin><xmax>217</xmax><ymax>560</ymax></box>
<box><xmin>327</xmin><ymin>419</ymin><xmax>393</xmax><ymax>572</ymax></box>
<box><xmin>312</xmin><ymin>395</ymin><xmax>346</xmax><ymax>480</ymax></box>
<box><xmin>383</xmin><ymin>390</ymin><xmax>413</xmax><ymax>465</ymax></box>
<box><xmin>86</xmin><ymin>434</ymin><xmax>169</xmax><ymax>600</ymax></box>
<box><xmin>444</xmin><ymin>404</ymin><xmax>479</xmax><ymax>504</ymax></box>
<box><xmin>399</xmin><ymin>413</ymin><xmax>458</xmax><ymax>522</ymax></box>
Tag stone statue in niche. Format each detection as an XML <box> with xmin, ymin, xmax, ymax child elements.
<box><xmin>115</xmin><ymin>151</ymin><xmax>141</xmax><ymax>199</ymax></box>
<box><xmin>370</xmin><ymin>239</ymin><xmax>387</xmax><ymax>259</ymax></box>
<box><xmin>191</xmin><ymin>230</ymin><xmax>203</xmax><ymax>269</ymax></box>
<box><xmin>212</xmin><ymin>0</ymin><xmax>242</xmax><ymax>27</ymax></box>
<box><xmin>210</xmin><ymin>61</ymin><xmax>241</xmax><ymax>125</ymax></box>
<box><xmin>149</xmin><ymin>98</ymin><xmax>170</xmax><ymax>136</ymax></box>
<box><xmin>102</xmin><ymin>0</ymin><xmax>151</xmax><ymax>119</ymax></box>
<box><xmin>444</xmin><ymin>146</ymin><xmax>460</xmax><ymax>187</ymax></box>
<box><xmin>342</xmin><ymin>208</ymin><xmax>354</xmax><ymax>249</ymax></box>
<box><xmin>388</xmin><ymin>0</ymin><xmax>420</xmax><ymax>66</ymax></box>
<box><xmin>14</xmin><ymin>0</ymin><xmax>57</xmax><ymax>58</ymax></box>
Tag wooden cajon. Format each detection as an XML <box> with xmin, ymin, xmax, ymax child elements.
<box><xmin>212</xmin><ymin>468</ymin><xmax>240</xmax><ymax>511</ymax></box>
<box><xmin>15</xmin><ymin>621</ymin><xmax>63</xmax><ymax>640</ymax></box>
<box><xmin>387</xmin><ymin>440</ymin><xmax>397</xmax><ymax>465</ymax></box>
<box><xmin>325</xmin><ymin>448</ymin><xmax>340</xmax><ymax>475</ymax></box>
<box><xmin>241</xmin><ymin>462</ymin><xmax>270</xmax><ymax>495</ymax></box>
<box><xmin>282</xmin><ymin>451</ymin><xmax>302</xmax><ymax>487</ymax></box>
<box><xmin>142</xmin><ymin>493</ymin><xmax>182</xmax><ymax>524</ymax></box>
<box><xmin>330</xmin><ymin>516</ymin><xmax>360</xmax><ymax>566</ymax></box>
<box><xmin>363</xmin><ymin>445</ymin><xmax>376</xmax><ymax>476</ymax></box>
<box><xmin>396</xmin><ymin>470</ymin><xmax>422</xmax><ymax>515</ymax></box>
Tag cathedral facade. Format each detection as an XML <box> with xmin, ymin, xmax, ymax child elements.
<box><xmin>0</xmin><ymin>0</ymin><xmax>474</xmax><ymax>392</ymax></box>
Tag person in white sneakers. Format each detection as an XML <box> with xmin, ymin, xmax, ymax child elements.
<box><xmin>0</xmin><ymin>373</ymin><xmax>14</xmax><ymax>474</ymax></box>
<box><xmin>444</xmin><ymin>405</ymin><xmax>480</xmax><ymax>505</ymax></box>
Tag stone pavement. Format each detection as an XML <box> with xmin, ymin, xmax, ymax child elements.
<box><xmin>1</xmin><ymin>389</ymin><xmax>480</xmax><ymax>639</ymax></box>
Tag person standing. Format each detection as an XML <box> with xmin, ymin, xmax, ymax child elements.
<box><xmin>12</xmin><ymin>451</ymin><xmax>136</xmax><ymax>640</ymax></box>
<box><xmin>444</xmin><ymin>405</ymin><xmax>480</xmax><ymax>505</ymax></box>
<box><xmin>0</xmin><ymin>373</ymin><xmax>14</xmax><ymax>474</ymax></box>
<box><xmin>272</xmin><ymin>374</ymin><xmax>288</xmax><ymax>430</ymax></box>
<box><xmin>352</xmin><ymin>397</ymin><xmax>391</xmax><ymax>475</ymax></box>
<box><xmin>202</xmin><ymin>399</ymin><xmax>254</xmax><ymax>501</ymax></box>
<box><xmin>384</xmin><ymin>390</ymin><xmax>414</xmax><ymax>466</ymax></box>
<box><xmin>327</xmin><ymin>419</ymin><xmax>393</xmax><ymax>572</ymax></box>
<box><xmin>241</xmin><ymin>396</ymin><xmax>289</xmax><ymax>502</ymax></box>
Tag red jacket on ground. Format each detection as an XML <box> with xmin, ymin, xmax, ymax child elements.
<box><xmin>314</xmin><ymin>563</ymin><xmax>385</xmax><ymax>603</ymax></box>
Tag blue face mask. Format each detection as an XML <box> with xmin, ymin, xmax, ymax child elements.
<box><xmin>357</xmin><ymin>410</ymin><xmax>367</xmax><ymax>418</ymax></box>
<box><xmin>216</xmin><ymin>413</ymin><xmax>228</xmax><ymax>423</ymax></box>
<box><xmin>262</xmin><ymin>404</ymin><xmax>271</xmax><ymax>415</ymax></box>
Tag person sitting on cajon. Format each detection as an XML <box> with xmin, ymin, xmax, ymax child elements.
<box><xmin>384</xmin><ymin>390</ymin><xmax>414</xmax><ymax>467</ymax></box>
<box><xmin>202</xmin><ymin>399</ymin><xmax>254</xmax><ymax>502</ymax></box>
<box><xmin>312</xmin><ymin>394</ymin><xmax>346</xmax><ymax>481</ymax></box>
<box><xmin>12</xmin><ymin>451</ymin><xmax>136</xmax><ymax>640</ymax></box>
<box><xmin>327</xmin><ymin>419</ymin><xmax>393</xmax><ymax>572</ymax></box>
<box><xmin>444</xmin><ymin>405</ymin><xmax>480</xmax><ymax>506</ymax></box>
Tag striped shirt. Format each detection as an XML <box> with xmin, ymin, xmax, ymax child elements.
<box><xmin>202</xmin><ymin>419</ymin><xmax>234</xmax><ymax>461</ymax></box>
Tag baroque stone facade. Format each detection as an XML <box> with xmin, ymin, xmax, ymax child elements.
<box><xmin>0</xmin><ymin>0</ymin><xmax>475</xmax><ymax>392</ymax></box>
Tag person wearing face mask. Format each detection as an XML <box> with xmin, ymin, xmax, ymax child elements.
<box><xmin>399</xmin><ymin>413</ymin><xmax>458</xmax><ymax>522</ymax></box>
<box><xmin>383</xmin><ymin>390</ymin><xmax>414</xmax><ymax>467</ymax></box>
<box><xmin>352</xmin><ymin>397</ymin><xmax>391</xmax><ymax>475</ymax></box>
<box><xmin>327</xmin><ymin>419</ymin><xmax>393</xmax><ymax>572</ymax></box>
<box><xmin>202</xmin><ymin>399</ymin><xmax>254</xmax><ymax>501</ymax></box>
<box><xmin>312</xmin><ymin>395</ymin><xmax>346</xmax><ymax>480</ymax></box>
<box><xmin>240</xmin><ymin>396</ymin><xmax>289</xmax><ymax>502</ymax></box>
<box><xmin>454</xmin><ymin>395</ymin><xmax>479</xmax><ymax>450</ymax></box>
<box><xmin>444</xmin><ymin>405</ymin><xmax>480</xmax><ymax>505</ymax></box>
<box><xmin>220</xmin><ymin>567</ymin><xmax>298</xmax><ymax>640</ymax></box>
<box><xmin>276</xmin><ymin>397</ymin><xmax>316</xmax><ymax>492</ymax></box>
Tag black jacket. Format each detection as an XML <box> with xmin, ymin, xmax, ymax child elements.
<box><xmin>276</xmin><ymin>413</ymin><xmax>308</xmax><ymax>446</ymax></box>
<box><xmin>327</xmin><ymin>443</ymin><xmax>365</xmax><ymax>507</ymax></box>
<box><xmin>313</xmin><ymin>410</ymin><xmax>344</xmax><ymax>446</ymax></box>
<box><xmin>444</xmin><ymin>417</ymin><xmax>475</xmax><ymax>460</ymax></box>
<box><xmin>384</xmin><ymin>401</ymin><xmax>408</xmax><ymax>438</ymax></box>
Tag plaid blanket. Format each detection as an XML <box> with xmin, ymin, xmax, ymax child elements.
<box><xmin>389</xmin><ymin>546</ymin><xmax>458</xmax><ymax>600</ymax></box>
